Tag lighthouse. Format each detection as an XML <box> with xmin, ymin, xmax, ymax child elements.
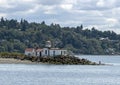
<box><xmin>25</xmin><ymin>40</ymin><xmax>68</xmax><ymax>57</ymax></box>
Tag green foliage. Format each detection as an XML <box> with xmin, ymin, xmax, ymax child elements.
<box><xmin>0</xmin><ymin>52</ymin><xmax>24</xmax><ymax>59</ymax></box>
<box><xmin>0</xmin><ymin>18</ymin><xmax>120</xmax><ymax>54</ymax></box>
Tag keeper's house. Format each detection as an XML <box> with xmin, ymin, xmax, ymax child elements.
<box><xmin>25</xmin><ymin>41</ymin><xmax>67</xmax><ymax>57</ymax></box>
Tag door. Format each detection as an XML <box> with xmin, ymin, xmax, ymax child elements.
<box><xmin>39</xmin><ymin>52</ymin><xmax>42</xmax><ymax>57</ymax></box>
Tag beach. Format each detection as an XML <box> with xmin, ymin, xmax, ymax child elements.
<box><xmin>0</xmin><ymin>58</ymin><xmax>38</xmax><ymax>64</ymax></box>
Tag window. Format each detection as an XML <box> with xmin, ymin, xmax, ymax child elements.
<box><xmin>64</xmin><ymin>51</ymin><xmax>66</xmax><ymax>54</ymax></box>
<box><xmin>53</xmin><ymin>50</ymin><xmax>55</xmax><ymax>56</ymax></box>
<box><xmin>36</xmin><ymin>52</ymin><xmax>37</xmax><ymax>56</ymax></box>
<box><xmin>61</xmin><ymin>51</ymin><xmax>62</xmax><ymax>55</ymax></box>
<box><xmin>28</xmin><ymin>53</ymin><xmax>31</xmax><ymax>56</ymax></box>
<box><xmin>45</xmin><ymin>50</ymin><xmax>47</xmax><ymax>54</ymax></box>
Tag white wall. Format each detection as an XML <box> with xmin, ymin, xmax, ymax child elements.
<box><xmin>25</xmin><ymin>49</ymin><xmax>36</xmax><ymax>56</ymax></box>
<box><xmin>61</xmin><ymin>50</ymin><xmax>67</xmax><ymax>55</ymax></box>
<box><xmin>42</xmin><ymin>48</ymin><xmax>49</xmax><ymax>56</ymax></box>
<box><xmin>49</xmin><ymin>49</ymin><xmax>67</xmax><ymax>56</ymax></box>
<box><xmin>25</xmin><ymin>48</ymin><xmax>67</xmax><ymax>57</ymax></box>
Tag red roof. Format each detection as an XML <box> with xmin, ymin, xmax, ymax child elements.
<box><xmin>36</xmin><ymin>49</ymin><xmax>43</xmax><ymax>52</ymax></box>
<box><xmin>25</xmin><ymin>48</ymin><xmax>34</xmax><ymax>52</ymax></box>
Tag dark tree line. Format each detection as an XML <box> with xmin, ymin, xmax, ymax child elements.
<box><xmin>0</xmin><ymin>17</ymin><xmax>120</xmax><ymax>54</ymax></box>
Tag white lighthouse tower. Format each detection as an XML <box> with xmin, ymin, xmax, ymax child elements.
<box><xmin>45</xmin><ymin>41</ymin><xmax>52</xmax><ymax>48</ymax></box>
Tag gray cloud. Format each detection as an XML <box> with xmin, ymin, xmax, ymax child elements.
<box><xmin>37</xmin><ymin>0</ymin><xmax>62</xmax><ymax>5</ymax></box>
<box><xmin>0</xmin><ymin>0</ymin><xmax>120</xmax><ymax>33</ymax></box>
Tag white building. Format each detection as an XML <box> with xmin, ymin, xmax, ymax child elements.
<box><xmin>25</xmin><ymin>48</ymin><xmax>67</xmax><ymax>57</ymax></box>
<box><xmin>25</xmin><ymin>48</ymin><xmax>36</xmax><ymax>56</ymax></box>
<box><xmin>25</xmin><ymin>41</ymin><xmax>68</xmax><ymax>57</ymax></box>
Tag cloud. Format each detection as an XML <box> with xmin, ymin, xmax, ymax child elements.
<box><xmin>0</xmin><ymin>0</ymin><xmax>14</xmax><ymax>9</ymax></box>
<box><xmin>96</xmin><ymin>0</ymin><xmax>105</xmax><ymax>7</ymax></box>
<box><xmin>106</xmin><ymin>18</ymin><xmax>118</xmax><ymax>25</ymax></box>
<box><xmin>96</xmin><ymin>0</ymin><xmax>116</xmax><ymax>8</ymax></box>
<box><xmin>0</xmin><ymin>13</ymin><xmax>7</xmax><ymax>17</ymax></box>
<box><xmin>37</xmin><ymin>0</ymin><xmax>62</xmax><ymax>5</ymax></box>
<box><xmin>0</xmin><ymin>0</ymin><xmax>120</xmax><ymax>33</ymax></box>
<box><xmin>60</xmin><ymin>4</ymin><xmax>73</xmax><ymax>10</ymax></box>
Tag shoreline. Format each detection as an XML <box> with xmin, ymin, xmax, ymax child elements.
<box><xmin>0</xmin><ymin>53</ymin><xmax>105</xmax><ymax>65</ymax></box>
<box><xmin>0</xmin><ymin>58</ymin><xmax>40</xmax><ymax>64</ymax></box>
<box><xmin>0</xmin><ymin>58</ymin><xmax>105</xmax><ymax>65</ymax></box>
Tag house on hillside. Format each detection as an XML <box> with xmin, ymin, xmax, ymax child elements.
<box><xmin>99</xmin><ymin>37</ymin><xmax>109</xmax><ymax>41</ymax></box>
<box><xmin>25</xmin><ymin>41</ymin><xmax>68</xmax><ymax>57</ymax></box>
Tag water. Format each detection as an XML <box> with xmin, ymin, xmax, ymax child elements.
<box><xmin>0</xmin><ymin>55</ymin><xmax>120</xmax><ymax>85</ymax></box>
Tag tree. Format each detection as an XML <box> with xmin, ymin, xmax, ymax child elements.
<box><xmin>0</xmin><ymin>18</ymin><xmax>119</xmax><ymax>54</ymax></box>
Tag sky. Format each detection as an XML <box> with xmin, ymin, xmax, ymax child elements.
<box><xmin>0</xmin><ymin>0</ymin><xmax>120</xmax><ymax>33</ymax></box>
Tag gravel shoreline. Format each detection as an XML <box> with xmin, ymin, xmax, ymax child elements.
<box><xmin>0</xmin><ymin>58</ymin><xmax>40</xmax><ymax>64</ymax></box>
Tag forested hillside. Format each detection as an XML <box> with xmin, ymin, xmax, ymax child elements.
<box><xmin>0</xmin><ymin>17</ymin><xmax>120</xmax><ymax>55</ymax></box>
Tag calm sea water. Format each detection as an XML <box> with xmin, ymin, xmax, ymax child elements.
<box><xmin>0</xmin><ymin>55</ymin><xmax>120</xmax><ymax>85</ymax></box>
